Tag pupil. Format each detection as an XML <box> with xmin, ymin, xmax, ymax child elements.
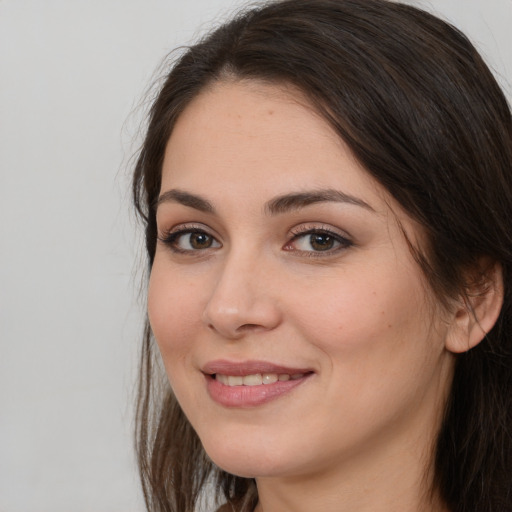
<box><xmin>191</xmin><ymin>233</ymin><xmax>212</xmax><ymax>249</ymax></box>
<box><xmin>311</xmin><ymin>234</ymin><xmax>333</xmax><ymax>251</ymax></box>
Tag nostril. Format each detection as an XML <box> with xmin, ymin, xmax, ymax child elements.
<box><xmin>237</xmin><ymin>323</ymin><xmax>262</xmax><ymax>332</ymax></box>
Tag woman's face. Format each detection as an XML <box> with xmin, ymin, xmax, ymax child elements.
<box><xmin>148</xmin><ymin>81</ymin><xmax>455</xmax><ymax>480</ymax></box>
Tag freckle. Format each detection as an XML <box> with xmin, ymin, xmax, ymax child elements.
<box><xmin>388</xmin><ymin>324</ymin><xmax>392</xmax><ymax>328</ymax></box>
<box><xmin>268</xmin><ymin>110</ymin><xmax>274</xmax><ymax>115</ymax></box>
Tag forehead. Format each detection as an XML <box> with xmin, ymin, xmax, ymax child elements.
<box><xmin>161</xmin><ymin>80</ymin><xmax>385</xmax><ymax>207</ymax></box>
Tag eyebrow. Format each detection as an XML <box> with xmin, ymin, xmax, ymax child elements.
<box><xmin>265</xmin><ymin>189</ymin><xmax>375</xmax><ymax>215</ymax></box>
<box><xmin>155</xmin><ymin>188</ymin><xmax>374</xmax><ymax>215</ymax></box>
<box><xmin>156</xmin><ymin>189</ymin><xmax>215</xmax><ymax>213</ymax></box>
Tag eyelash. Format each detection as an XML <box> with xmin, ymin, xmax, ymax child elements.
<box><xmin>286</xmin><ymin>225</ymin><xmax>353</xmax><ymax>257</ymax></box>
<box><xmin>158</xmin><ymin>225</ymin><xmax>219</xmax><ymax>255</ymax></box>
<box><xmin>157</xmin><ymin>224</ymin><xmax>353</xmax><ymax>257</ymax></box>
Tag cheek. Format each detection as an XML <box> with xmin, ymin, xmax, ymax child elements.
<box><xmin>147</xmin><ymin>261</ymin><xmax>204</xmax><ymax>369</ymax></box>
<box><xmin>293</xmin><ymin>267</ymin><xmax>426</xmax><ymax>341</ymax></box>
<box><xmin>285</xmin><ymin>270</ymin><xmax>446</xmax><ymax>445</ymax></box>
<box><xmin>289</xmin><ymin>266</ymin><xmax>438</xmax><ymax>388</ymax></box>
<box><xmin>147</xmin><ymin>262</ymin><xmax>213</xmax><ymax>417</ymax></box>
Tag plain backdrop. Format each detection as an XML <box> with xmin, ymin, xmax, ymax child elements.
<box><xmin>0</xmin><ymin>1</ymin><xmax>510</xmax><ymax>511</ymax></box>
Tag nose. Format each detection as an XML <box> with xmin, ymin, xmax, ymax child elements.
<box><xmin>202</xmin><ymin>251</ymin><xmax>282</xmax><ymax>339</ymax></box>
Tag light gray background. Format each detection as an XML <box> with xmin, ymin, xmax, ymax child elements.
<box><xmin>0</xmin><ymin>1</ymin><xmax>510</xmax><ymax>511</ymax></box>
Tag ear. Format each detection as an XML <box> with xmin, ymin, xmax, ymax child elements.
<box><xmin>445</xmin><ymin>260</ymin><xmax>504</xmax><ymax>354</ymax></box>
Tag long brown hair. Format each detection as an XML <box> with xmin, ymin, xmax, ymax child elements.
<box><xmin>132</xmin><ymin>1</ymin><xmax>512</xmax><ymax>510</ymax></box>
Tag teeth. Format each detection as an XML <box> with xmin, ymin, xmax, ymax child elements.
<box><xmin>243</xmin><ymin>374</ymin><xmax>262</xmax><ymax>386</ymax></box>
<box><xmin>215</xmin><ymin>373</ymin><xmax>303</xmax><ymax>387</ymax></box>
<box><xmin>227</xmin><ymin>376</ymin><xmax>243</xmax><ymax>386</ymax></box>
<box><xmin>262</xmin><ymin>373</ymin><xmax>278</xmax><ymax>384</ymax></box>
<box><xmin>216</xmin><ymin>374</ymin><xmax>229</xmax><ymax>385</ymax></box>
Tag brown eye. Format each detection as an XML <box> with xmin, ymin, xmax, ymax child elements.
<box><xmin>286</xmin><ymin>228</ymin><xmax>352</xmax><ymax>254</ymax></box>
<box><xmin>309</xmin><ymin>233</ymin><xmax>335</xmax><ymax>251</ymax></box>
<box><xmin>188</xmin><ymin>232</ymin><xmax>214</xmax><ymax>249</ymax></box>
<box><xmin>161</xmin><ymin>229</ymin><xmax>221</xmax><ymax>252</ymax></box>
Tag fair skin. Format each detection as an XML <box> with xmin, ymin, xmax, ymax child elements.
<box><xmin>148</xmin><ymin>80</ymin><xmax>472</xmax><ymax>512</ymax></box>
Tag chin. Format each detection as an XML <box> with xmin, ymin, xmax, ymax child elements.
<box><xmin>201</xmin><ymin>434</ymin><xmax>295</xmax><ymax>479</ymax></box>
<box><xmin>209</xmin><ymin>456</ymin><xmax>286</xmax><ymax>479</ymax></box>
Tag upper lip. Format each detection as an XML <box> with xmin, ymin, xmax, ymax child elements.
<box><xmin>202</xmin><ymin>359</ymin><xmax>313</xmax><ymax>376</ymax></box>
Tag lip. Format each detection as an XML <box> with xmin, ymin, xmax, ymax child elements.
<box><xmin>202</xmin><ymin>359</ymin><xmax>313</xmax><ymax>376</ymax></box>
<box><xmin>202</xmin><ymin>359</ymin><xmax>314</xmax><ymax>408</ymax></box>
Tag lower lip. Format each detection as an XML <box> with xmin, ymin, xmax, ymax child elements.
<box><xmin>205</xmin><ymin>374</ymin><xmax>311</xmax><ymax>408</ymax></box>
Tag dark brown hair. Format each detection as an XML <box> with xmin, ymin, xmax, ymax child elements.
<box><xmin>132</xmin><ymin>1</ymin><xmax>512</xmax><ymax>511</ymax></box>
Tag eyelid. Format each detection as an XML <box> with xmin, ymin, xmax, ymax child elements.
<box><xmin>158</xmin><ymin>222</ymin><xmax>211</xmax><ymax>237</ymax></box>
<box><xmin>157</xmin><ymin>223</ymin><xmax>221</xmax><ymax>253</ymax></box>
<box><xmin>288</xmin><ymin>223</ymin><xmax>352</xmax><ymax>240</ymax></box>
<box><xmin>285</xmin><ymin>223</ymin><xmax>353</xmax><ymax>255</ymax></box>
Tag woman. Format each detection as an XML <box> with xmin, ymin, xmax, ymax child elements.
<box><xmin>132</xmin><ymin>0</ymin><xmax>512</xmax><ymax>511</ymax></box>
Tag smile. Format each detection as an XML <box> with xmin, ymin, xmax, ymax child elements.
<box><xmin>215</xmin><ymin>373</ymin><xmax>306</xmax><ymax>386</ymax></box>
